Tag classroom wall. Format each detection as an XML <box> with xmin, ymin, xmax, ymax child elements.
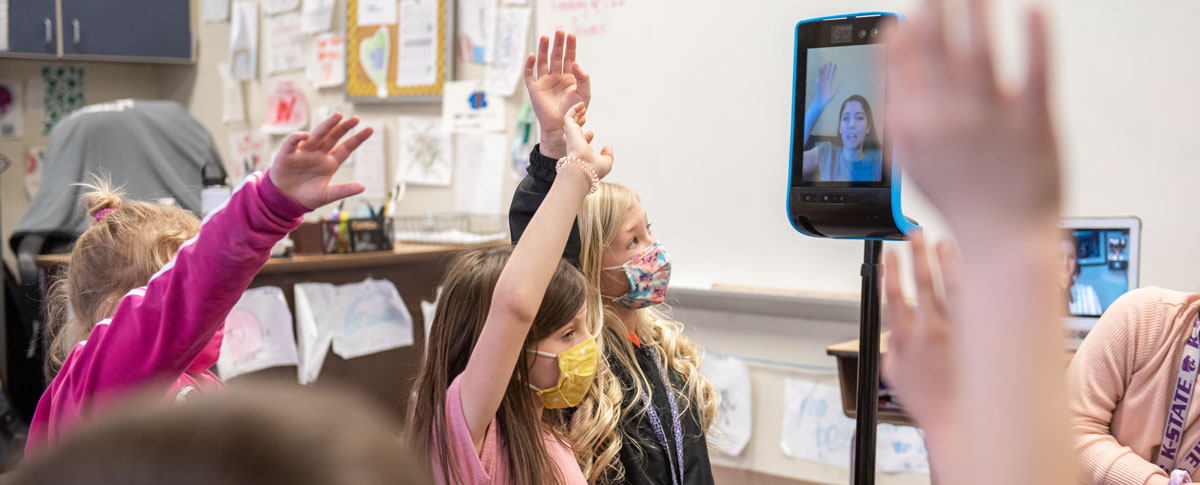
<box><xmin>0</xmin><ymin>59</ymin><xmax>168</xmax><ymax>273</ymax></box>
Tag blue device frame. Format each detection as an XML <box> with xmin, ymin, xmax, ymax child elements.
<box><xmin>785</xmin><ymin>11</ymin><xmax>919</xmax><ymax>240</ymax></box>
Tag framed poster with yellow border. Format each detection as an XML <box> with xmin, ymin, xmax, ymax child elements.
<box><xmin>347</xmin><ymin>0</ymin><xmax>453</xmax><ymax>102</ymax></box>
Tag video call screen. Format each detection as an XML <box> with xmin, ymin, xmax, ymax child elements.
<box><xmin>799</xmin><ymin>44</ymin><xmax>886</xmax><ymax>183</ymax></box>
<box><xmin>1061</xmin><ymin>229</ymin><xmax>1131</xmax><ymax>317</ymax></box>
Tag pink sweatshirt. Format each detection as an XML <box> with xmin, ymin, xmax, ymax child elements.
<box><xmin>1069</xmin><ymin>287</ymin><xmax>1200</xmax><ymax>485</ymax></box>
<box><xmin>26</xmin><ymin>172</ymin><xmax>307</xmax><ymax>453</ymax></box>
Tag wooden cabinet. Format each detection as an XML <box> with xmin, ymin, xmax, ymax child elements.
<box><xmin>3</xmin><ymin>0</ymin><xmax>193</xmax><ymax>63</ymax></box>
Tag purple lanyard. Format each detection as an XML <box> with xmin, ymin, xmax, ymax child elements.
<box><xmin>640</xmin><ymin>346</ymin><xmax>686</xmax><ymax>485</ymax></box>
<box><xmin>1157</xmin><ymin>315</ymin><xmax>1200</xmax><ymax>473</ymax></box>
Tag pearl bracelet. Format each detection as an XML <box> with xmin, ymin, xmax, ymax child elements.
<box><xmin>556</xmin><ymin>156</ymin><xmax>599</xmax><ymax>194</ymax></box>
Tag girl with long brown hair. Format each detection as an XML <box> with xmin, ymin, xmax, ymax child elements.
<box><xmin>510</xmin><ymin>32</ymin><xmax>717</xmax><ymax>483</ymax></box>
<box><xmin>408</xmin><ymin>103</ymin><xmax>614</xmax><ymax>484</ymax></box>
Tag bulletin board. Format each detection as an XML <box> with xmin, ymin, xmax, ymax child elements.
<box><xmin>346</xmin><ymin>0</ymin><xmax>453</xmax><ymax>102</ymax></box>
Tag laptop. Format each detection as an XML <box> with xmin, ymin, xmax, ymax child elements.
<box><xmin>1062</xmin><ymin>217</ymin><xmax>1141</xmax><ymax>349</ymax></box>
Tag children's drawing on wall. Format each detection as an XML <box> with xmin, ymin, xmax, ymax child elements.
<box><xmin>780</xmin><ymin>378</ymin><xmax>929</xmax><ymax>473</ymax></box>
<box><xmin>25</xmin><ymin>147</ymin><xmax>44</xmax><ymax>199</ymax></box>
<box><xmin>309</xmin><ymin>33</ymin><xmax>346</xmax><ymax>88</ymax></box>
<box><xmin>216</xmin><ymin>286</ymin><xmax>300</xmax><ymax>380</ymax></box>
<box><xmin>262</xmin><ymin>78</ymin><xmax>309</xmax><ymax>134</ymax></box>
<box><xmin>229</xmin><ymin>1</ymin><xmax>258</xmax><ymax>81</ymax></box>
<box><xmin>0</xmin><ymin>78</ymin><xmax>25</xmax><ymax>137</ymax></box>
<box><xmin>442</xmin><ymin>80</ymin><xmax>505</xmax><ymax>132</ymax></box>
<box><xmin>229</xmin><ymin>131</ymin><xmax>268</xmax><ymax>178</ymax></box>
<box><xmin>397</xmin><ymin>115</ymin><xmax>452</xmax><ymax>186</ymax></box>
<box><xmin>359</xmin><ymin>27</ymin><xmax>391</xmax><ymax>98</ymax></box>
<box><xmin>701</xmin><ymin>353</ymin><xmax>752</xmax><ymax>456</ymax></box>
<box><xmin>333</xmin><ymin>279</ymin><xmax>415</xmax><ymax>359</ymax></box>
<box><xmin>264</xmin><ymin>12</ymin><xmax>306</xmax><ymax>75</ymax></box>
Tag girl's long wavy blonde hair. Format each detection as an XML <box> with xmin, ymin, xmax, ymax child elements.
<box><xmin>571</xmin><ymin>182</ymin><xmax>718</xmax><ymax>482</ymax></box>
<box><xmin>44</xmin><ymin>177</ymin><xmax>200</xmax><ymax>378</ymax></box>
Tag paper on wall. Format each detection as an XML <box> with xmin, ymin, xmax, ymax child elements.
<box><xmin>25</xmin><ymin>78</ymin><xmax>45</xmax><ymax>117</ymax></box>
<box><xmin>308</xmin><ymin>33</ymin><xmax>346</xmax><ymax>88</ymax></box>
<box><xmin>0</xmin><ymin>79</ymin><xmax>24</xmax><ymax>137</ymax></box>
<box><xmin>41</xmin><ymin>66</ymin><xmax>84</xmax><ymax>135</ymax></box>
<box><xmin>358</xmin><ymin>0</ymin><xmax>397</xmax><ymax>26</ymax></box>
<box><xmin>352</xmin><ymin>120</ymin><xmax>387</xmax><ymax>199</ymax></box>
<box><xmin>397</xmin><ymin>115</ymin><xmax>451</xmax><ymax>186</ymax></box>
<box><xmin>359</xmin><ymin>27</ymin><xmax>390</xmax><ymax>98</ymax></box>
<box><xmin>263</xmin><ymin>0</ymin><xmax>299</xmax><ymax>14</ymax></box>
<box><xmin>780</xmin><ymin>379</ymin><xmax>930</xmax><ymax>473</ymax></box>
<box><xmin>24</xmin><ymin>147</ymin><xmax>44</xmax><ymax>199</ymax></box>
<box><xmin>265</xmin><ymin>12</ymin><xmax>306</xmax><ymax>74</ymax></box>
<box><xmin>217</xmin><ymin>63</ymin><xmax>245</xmax><ymax>124</ymax></box>
<box><xmin>483</xmin><ymin>7</ymin><xmax>531</xmax><ymax>96</ymax></box>
<box><xmin>203</xmin><ymin>0</ymin><xmax>230</xmax><ymax>22</ymax></box>
<box><xmin>262</xmin><ymin>78</ymin><xmax>310</xmax><ymax>134</ymax></box>
<box><xmin>442</xmin><ymin>80</ymin><xmax>506</xmax><ymax>133</ymax></box>
<box><xmin>395</xmin><ymin>0</ymin><xmax>439</xmax><ymax>88</ymax></box>
<box><xmin>458</xmin><ymin>0</ymin><xmax>496</xmax><ymax>63</ymax></box>
<box><xmin>701</xmin><ymin>353</ymin><xmax>752</xmax><ymax>456</ymax></box>
<box><xmin>295</xmin><ymin>282</ymin><xmax>339</xmax><ymax>384</ymax></box>
<box><xmin>454</xmin><ymin>133</ymin><xmax>506</xmax><ymax>214</ymax></box>
<box><xmin>331</xmin><ymin>279</ymin><xmax>415</xmax><ymax>359</ymax></box>
<box><xmin>230</xmin><ymin>2</ymin><xmax>259</xmax><ymax>80</ymax></box>
<box><xmin>301</xmin><ymin>0</ymin><xmax>335</xmax><ymax>32</ymax></box>
<box><xmin>216</xmin><ymin>286</ymin><xmax>300</xmax><ymax>380</ymax></box>
<box><xmin>229</xmin><ymin>130</ymin><xmax>269</xmax><ymax>177</ymax></box>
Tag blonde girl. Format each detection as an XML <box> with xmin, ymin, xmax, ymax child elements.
<box><xmin>30</xmin><ymin>114</ymin><xmax>372</xmax><ymax>451</ymax></box>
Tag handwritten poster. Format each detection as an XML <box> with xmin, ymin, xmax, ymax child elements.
<box><xmin>309</xmin><ymin>33</ymin><xmax>346</xmax><ymax>88</ymax></box>
<box><xmin>780</xmin><ymin>379</ymin><xmax>929</xmax><ymax>473</ymax></box>
<box><xmin>353</xmin><ymin>120</ymin><xmax>387</xmax><ymax>200</ymax></box>
<box><xmin>395</xmin><ymin>0</ymin><xmax>439</xmax><ymax>88</ymax></box>
<box><xmin>264</xmin><ymin>12</ymin><xmax>306</xmax><ymax>74</ymax></box>
<box><xmin>442</xmin><ymin>80</ymin><xmax>505</xmax><ymax>133</ymax></box>
<box><xmin>483</xmin><ymin>7</ymin><xmax>531</xmax><ymax>96</ymax></box>
<box><xmin>262</xmin><ymin>78</ymin><xmax>310</xmax><ymax>134</ymax></box>
<box><xmin>229</xmin><ymin>2</ymin><xmax>258</xmax><ymax>80</ymax></box>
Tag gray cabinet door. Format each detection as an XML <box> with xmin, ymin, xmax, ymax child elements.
<box><xmin>7</xmin><ymin>0</ymin><xmax>58</xmax><ymax>55</ymax></box>
<box><xmin>60</xmin><ymin>0</ymin><xmax>191</xmax><ymax>59</ymax></box>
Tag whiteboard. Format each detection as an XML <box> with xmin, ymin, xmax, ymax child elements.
<box><xmin>535</xmin><ymin>0</ymin><xmax>1200</xmax><ymax>297</ymax></box>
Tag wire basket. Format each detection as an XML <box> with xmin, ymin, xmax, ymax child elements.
<box><xmin>392</xmin><ymin>213</ymin><xmax>509</xmax><ymax>245</ymax></box>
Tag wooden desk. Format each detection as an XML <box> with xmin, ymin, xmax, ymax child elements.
<box><xmin>827</xmin><ymin>333</ymin><xmax>1078</xmax><ymax>427</ymax></box>
<box><xmin>37</xmin><ymin>242</ymin><xmax>485</xmax><ymax>423</ymax></box>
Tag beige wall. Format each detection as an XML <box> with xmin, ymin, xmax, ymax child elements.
<box><xmin>1</xmin><ymin>0</ymin><xmax>529</xmax><ymax>277</ymax></box>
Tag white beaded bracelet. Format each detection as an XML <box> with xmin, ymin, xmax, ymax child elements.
<box><xmin>556</xmin><ymin>156</ymin><xmax>599</xmax><ymax>194</ymax></box>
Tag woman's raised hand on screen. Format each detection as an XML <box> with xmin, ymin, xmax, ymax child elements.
<box><xmin>525</xmin><ymin>30</ymin><xmax>592</xmax><ymax>159</ymax></box>
<box><xmin>813</xmin><ymin>61</ymin><xmax>841</xmax><ymax>109</ymax></box>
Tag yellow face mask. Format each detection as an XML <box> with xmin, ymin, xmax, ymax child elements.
<box><xmin>526</xmin><ymin>336</ymin><xmax>599</xmax><ymax>409</ymax></box>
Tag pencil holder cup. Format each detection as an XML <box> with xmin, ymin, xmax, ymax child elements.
<box><xmin>321</xmin><ymin>217</ymin><xmax>394</xmax><ymax>254</ymax></box>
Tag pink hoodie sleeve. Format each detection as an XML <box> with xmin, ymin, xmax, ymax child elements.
<box><xmin>28</xmin><ymin>172</ymin><xmax>306</xmax><ymax>448</ymax></box>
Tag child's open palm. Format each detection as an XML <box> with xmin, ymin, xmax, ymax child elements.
<box><xmin>268</xmin><ymin>114</ymin><xmax>373</xmax><ymax>210</ymax></box>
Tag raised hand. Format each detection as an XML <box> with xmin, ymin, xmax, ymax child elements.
<box><xmin>814</xmin><ymin>61</ymin><xmax>840</xmax><ymax>108</ymax></box>
<box><xmin>525</xmin><ymin>30</ymin><xmax>592</xmax><ymax>158</ymax></box>
<box><xmin>268</xmin><ymin>114</ymin><xmax>373</xmax><ymax>210</ymax></box>
<box><xmin>886</xmin><ymin>0</ymin><xmax>1059</xmax><ymax>232</ymax></box>
<box><xmin>882</xmin><ymin>232</ymin><xmax>960</xmax><ymax>429</ymax></box>
<box><xmin>563</xmin><ymin>102</ymin><xmax>612</xmax><ymax>179</ymax></box>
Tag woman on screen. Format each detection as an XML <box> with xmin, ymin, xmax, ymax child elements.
<box><xmin>800</xmin><ymin>62</ymin><xmax>883</xmax><ymax>182</ymax></box>
<box><xmin>1059</xmin><ymin>232</ymin><xmax>1103</xmax><ymax>316</ymax></box>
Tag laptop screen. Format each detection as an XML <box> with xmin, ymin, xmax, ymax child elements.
<box><xmin>1060</xmin><ymin>218</ymin><xmax>1140</xmax><ymax>331</ymax></box>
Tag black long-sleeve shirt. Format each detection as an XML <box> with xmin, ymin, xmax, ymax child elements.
<box><xmin>508</xmin><ymin>145</ymin><xmax>714</xmax><ymax>485</ymax></box>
